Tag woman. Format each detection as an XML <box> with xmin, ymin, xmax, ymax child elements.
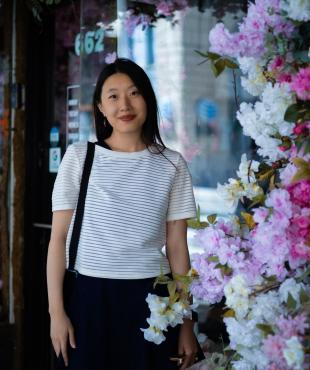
<box><xmin>47</xmin><ymin>58</ymin><xmax>203</xmax><ymax>370</ymax></box>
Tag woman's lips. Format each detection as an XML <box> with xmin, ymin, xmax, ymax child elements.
<box><xmin>119</xmin><ymin>114</ymin><xmax>136</xmax><ymax>122</ymax></box>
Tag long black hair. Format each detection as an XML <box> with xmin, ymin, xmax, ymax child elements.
<box><xmin>93</xmin><ymin>58</ymin><xmax>166</xmax><ymax>154</ymax></box>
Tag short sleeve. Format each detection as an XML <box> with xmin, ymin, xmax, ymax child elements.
<box><xmin>166</xmin><ymin>154</ymin><xmax>197</xmax><ymax>221</ymax></box>
<box><xmin>52</xmin><ymin>144</ymin><xmax>82</xmax><ymax>211</ymax></box>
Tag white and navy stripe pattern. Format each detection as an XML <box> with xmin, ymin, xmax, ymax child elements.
<box><xmin>52</xmin><ymin>142</ymin><xmax>196</xmax><ymax>279</ymax></box>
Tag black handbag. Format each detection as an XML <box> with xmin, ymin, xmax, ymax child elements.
<box><xmin>63</xmin><ymin>141</ymin><xmax>95</xmax><ymax>301</ymax></box>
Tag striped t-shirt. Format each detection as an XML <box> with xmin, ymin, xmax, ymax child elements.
<box><xmin>52</xmin><ymin>141</ymin><xmax>196</xmax><ymax>279</ymax></box>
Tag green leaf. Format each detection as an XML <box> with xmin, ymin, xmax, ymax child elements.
<box><xmin>257</xmin><ymin>168</ymin><xmax>275</xmax><ymax>181</ymax></box>
<box><xmin>241</xmin><ymin>212</ymin><xmax>256</xmax><ymax>229</ymax></box>
<box><xmin>303</xmin><ymin>138</ymin><xmax>310</xmax><ymax>155</ymax></box>
<box><xmin>264</xmin><ymin>275</ymin><xmax>277</xmax><ymax>282</ymax></box>
<box><xmin>224</xmin><ymin>59</ymin><xmax>239</xmax><ymax>69</ymax></box>
<box><xmin>292</xmin><ymin>157</ymin><xmax>310</xmax><ymax>169</ymax></box>
<box><xmin>284</xmin><ymin>103</ymin><xmax>302</xmax><ymax>122</ymax></box>
<box><xmin>197</xmin><ymin>204</ymin><xmax>201</xmax><ymax>221</ymax></box>
<box><xmin>287</xmin><ymin>292</ymin><xmax>297</xmax><ymax>310</ymax></box>
<box><xmin>207</xmin><ymin>256</ymin><xmax>219</xmax><ymax>263</ymax></box>
<box><xmin>210</xmin><ymin>62</ymin><xmax>218</xmax><ymax>76</ymax></box>
<box><xmin>291</xmin><ymin>168</ymin><xmax>310</xmax><ymax>183</ymax></box>
<box><xmin>167</xmin><ymin>281</ymin><xmax>177</xmax><ymax>297</ymax></box>
<box><xmin>249</xmin><ymin>194</ymin><xmax>266</xmax><ymax>208</ymax></box>
<box><xmin>296</xmin><ymin>266</ymin><xmax>310</xmax><ymax>283</ymax></box>
<box><xmin>207</xmin><ymin>51</ymin><xmax>221</xmax><ymax>60</ymax></box>
<box><xmin>300</xmin><ymin>288</ymin><xmax>309</xmax><ymax>304</ymax></box>
<box><xmin>207</xmin><ymin>214</ymin><xmax>217</xmax><ymax>224</ymax></box>
<box><xmin>187</xmin><ymin>219</ymin><xmax>209</xmax><ymax>229</ymax></box>
<box><xmin>256</xmin><ymin>323</ymin><xmax>274</xmax><ymax>336</ymax></box>
<box><xmin>215</xmin><ymin>263</ymin><xmax>233</xmax><ymax>276</ymax></box>
<box><xmin>214</xmin><ymin>59</ymin><xmax>226</xmax><ymax>76</ymax></box>
<box><xmin>223</xmin><ymin>309</ymin><xmax>235</xmax><ymax>318</ymax></box>
<box><xmin>194</xmin><ymin>50</ymin><xmax>209</xmax><ymax>58</ymax></box>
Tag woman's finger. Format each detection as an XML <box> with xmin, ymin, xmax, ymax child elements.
<box><xmin>52</xmin><ymin>338</ymin><xmax>60</xmax><ymax>357</ymax></box>
<box><xmin>60</xmin><ymin>339</ymin><xmax>69</xmax><ymax>367</ymax></box>
<box><xmin>68</xmin><ymin>325</ymin><xmax>76</xmax><ymax>349</ymax></box>
<box><xmin>179</xmin><ymin>353</ymin><xmax>195</xmax><ymax>370</ymax></box>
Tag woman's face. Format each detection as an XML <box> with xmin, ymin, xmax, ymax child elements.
<box><xmin>98</xmin><ymin>73</ymin><xmax>147</xmax><ymax>136</ymax></box>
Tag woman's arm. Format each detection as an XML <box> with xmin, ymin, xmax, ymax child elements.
<box><xmin>47</xmin><ymin>209</ymin><xmax>75</xmax><ymax>365</ymax></box>
<box><xmin>166</xmin><ymin>219</ymin><xmax>198</xmax><ymax>370</ymax></box>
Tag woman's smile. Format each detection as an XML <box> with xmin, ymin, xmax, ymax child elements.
<box><xmin>118</xmin><ymin>114</ymin><xmax>137</xmax><ymax>122</ymax></box>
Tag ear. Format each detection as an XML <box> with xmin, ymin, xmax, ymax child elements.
<box><xmin>97</xmin><ymin>103</ymin><xmax>105</xmax><ymax>116</ymax></box>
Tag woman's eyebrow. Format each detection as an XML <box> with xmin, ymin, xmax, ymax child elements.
<box><xmin>106</xmin><ymin>84</ymin><xmax>136</xmax><ymax>93</ymax></box>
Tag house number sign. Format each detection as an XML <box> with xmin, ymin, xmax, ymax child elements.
<box><xmin>74</xmin><ymin>28</ymin><xmax>104</xmax><ymax>56</ymax></box>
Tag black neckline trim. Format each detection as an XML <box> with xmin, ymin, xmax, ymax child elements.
<box><xmin>95</xmin><ymin>141</ymin><xmax>112</xmax><ymax>150</ymax></box>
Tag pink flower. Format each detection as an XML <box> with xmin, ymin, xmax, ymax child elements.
<box><xmin>263</xmin><ymin>334</ymin><xmax>287</xmax><ymax>367</ymax></box>
<box><xmin>287</xmin><ymin>179</ymin><xmax>310</xmax><ymax>208</ymax></box>
<box><xmin>280</xmin><ymin>162</ymin><xmax>297</xmax><ymax>186</ymax></box>
<box><xmin>277</xmin><ymin>314</ymin><xmax>309</xmax><ymax>338</ymax></box>
<box><xmin>290</xmin><ymin>67</ymin><xmax>310</xmax><ymax>101</ymax></box>
<box><xmin>293</xmin><ymin>122</ymin><xmax>310</xmax><ymax>136</ymax></box>
<box><xmin>277</xmin><ymin>73</ymin><xmax>292</xmax><ymax>83</ymax></box>
<box><xmin>253</xmin><ymin>207</ymin><xmax>269</xmax><ymax>223</ymax></box>
<box><xmin>266</xmin><ymin>364</ymin><xmax>285</xmax><ymax>370</ymax></box>
<box><xmin>265</xmin><ymin>189</ymin><xmax>293</xmax><ymax>219</ymax></box>
<box><xmin>209</xmin><ymin>23</ymin><xmax>239</xmax><ymax>58</ymax></box>
<box><xmin>269</xmin><ymin>55</ymin><xmax>285</xmax><ymax>71</ymax></box>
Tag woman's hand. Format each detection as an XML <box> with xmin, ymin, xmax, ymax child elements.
<box><xmin>178</xmin><ymin>319</ymin><xmax>198</xmax><ymax>370</ymax></box>
<box><xmin>50</xmin><ymin>310</ymin><xmax>76</xmax><ymax>366</ymax></box>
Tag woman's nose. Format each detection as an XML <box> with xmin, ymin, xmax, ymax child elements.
<box><xmin>119</xmin><ymin>95</ymin><xmax>131</xmax><ymax>111</ymax></box>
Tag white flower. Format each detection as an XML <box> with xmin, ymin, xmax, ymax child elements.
<box><xmin>231</xmin><ymin>359</ymin><xmax>254</xmax><ymax>370</ymax></box>
<box><xmin>243</xmin><ymin>182</ymin><xmax>264</xmax><ymax>199</ymax></box>
<box><xmin>224</xmin><ymin>317</ymin><xmax>263</xmax><ymax>349</ymax></box>
<box><xmin>224</xmin><ymin>275</ymin><xmax>251</xmax><ymax>319</ymax></box>
<box><xmin>217</xmin><ymin>178</ymin><xmax>245</xmax><ymax>208</ymax></box>
<box><xmin>145</xmin><ymin>294</ymin><xmax>169</xmax><ymax>313</ymax></box>
<box><xmin>237</xmin><ymin>57</ymin><xmax>268</xmax><ymax>97</ymax></box>
<box><xmin>283</xmin><ymin>336</ymin><xmax>304</xmax><ymax>369</ymax></box>
<box><xmin>279</xmin><ymin>278</ymin><xmax>305</xmax><ymax>308</ymax></box>
<box><xmin>250</xmin><ymin>291</ymin><xmax>285</xmax><ymax>323</ymax></box>
<box><xmin>237</xmin><ymin>154</ymin><xmax>260</xmax><ymax>184</ymax></box>
<box><xmin>166</xmin><ymin>310</ymin><xmax>184</xmax><ymax>327</ymax></box>
<box><xmin>237</xmin><ymin>83</ymin><xmax>295</xmax><ymax>162</ymax></box>
<box><xmin>280</xmin><ymin>0</ymin><xmax>310</xmax><ymax>21</ymax></box>
<box><xmin>238</xmin><ymin>57</ymin><xmax>267</xmax><ymax>97</ymax></box>
<box><xmin>147</xmin><ymin>313</ymin><xmax>169</xmax><ymax>331</ymax></box>
<box><xmin>238</xmin><ymin>348</ymin><xmax>269</xmax><ymax>370</ymax></box>
<box><xmin>141</xmin><ymin>326</ymin><xmax>166</xmax><ymax>345</ymax></box>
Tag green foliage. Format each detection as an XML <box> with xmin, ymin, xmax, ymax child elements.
<box><xmin>256</xmin><ymin>323</ymin><xmax>274</xmax><ymax>336</ymax></box>
<box><xmin>195</xmin><ymin>50</ymin><xmax>238</xmax><ymax>77</ymax></box>
<box><xmin>291</xmin><ymin>157</ymin><xmax>310</xmax><ymax>182</ymax></box>
<box><xmin>300</xmin><ymin>288</ymin><xmax>310</xmax><ymax>304</ymax></box>
<box><xmin>187</xmin><ymin>204</ymin><xmax>210</xmax><ymax>229</ymax></box>
<box><xmin>284</xmin><ymin>101</ymin><xmax>310</xmax><ymax>122</ymax></box>
<box><xmin>287</xmin><ymin>292</ymin><xmax>297</xmax><ymax>311</ymax></box>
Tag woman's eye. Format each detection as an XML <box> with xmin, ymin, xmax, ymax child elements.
<box><xmin>130</xmin><ymin>90</ymin><xmax>140</xmax><ymax>96</ymax></box>
<box><xmin>108</xmin><ymin>94</ymin><xmax>117</xmax><ymax>99</ymax></box>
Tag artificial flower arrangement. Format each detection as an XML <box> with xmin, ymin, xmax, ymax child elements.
<box><xmin>143</xmin><ymin>1</ymin><xmax>310</xmax><ymax>369</ymax></box>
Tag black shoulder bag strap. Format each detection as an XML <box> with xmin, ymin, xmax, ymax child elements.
<box><xmin>68</xmin><ymin>141</ymin><xmax>95</xmax><ymax>274</ymax></box>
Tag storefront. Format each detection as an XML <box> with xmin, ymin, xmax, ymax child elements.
<box><xmin>0</xmin><ymin>1</ymin><xmax>249</xmax><ymax>369</ymax></box>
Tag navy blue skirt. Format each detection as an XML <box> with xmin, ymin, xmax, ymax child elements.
<box><xmin>54</xmin><ymin>272</ymin><xmax>204</xmax><ymax>370</ymax></box>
